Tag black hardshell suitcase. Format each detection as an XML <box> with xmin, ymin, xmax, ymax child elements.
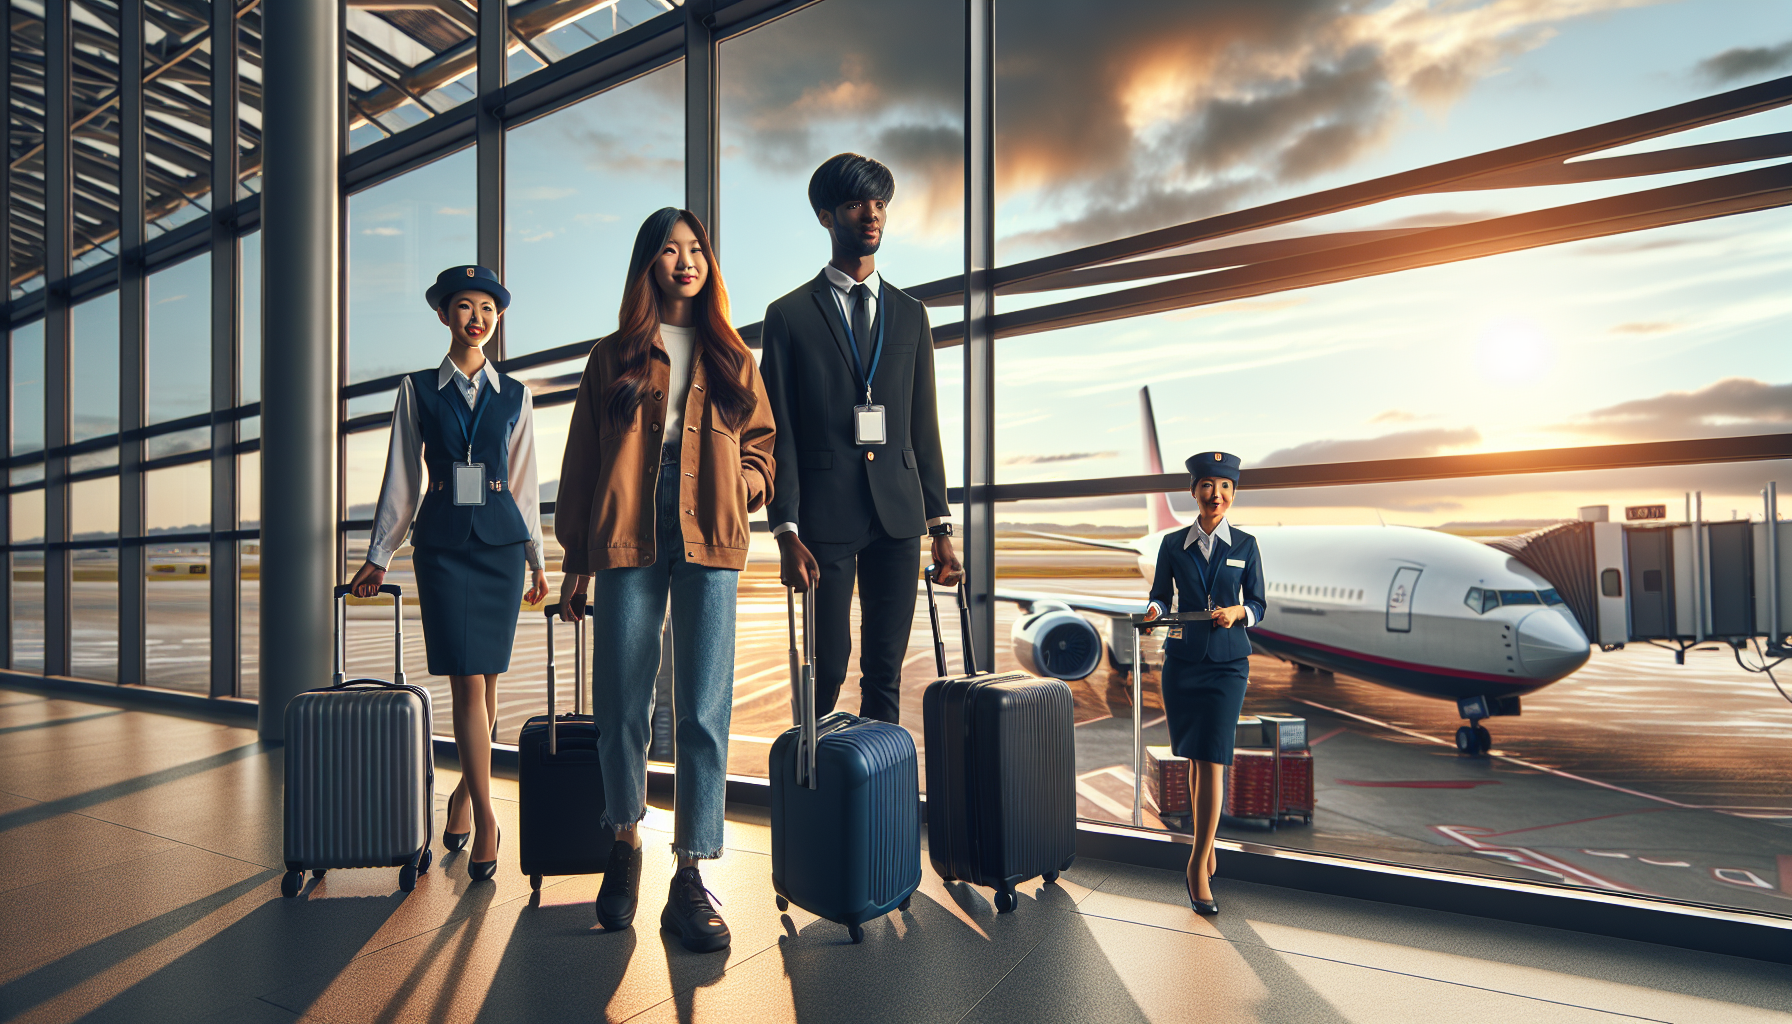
<box><xmin>770</xmin><ymin>587</ymin><xmax>922</xmax><ymax>943</ymax></box>
<box><xmin>517</xmin><ymin>600</ymin><xmax>609</xmax><ymax>889</ymax></box>
<box><xmin>921</xmin><ymin>567</ymin><xmax>1077</xmax><ymax>912</ymax></box>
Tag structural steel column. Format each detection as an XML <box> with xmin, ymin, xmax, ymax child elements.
<box><xmin>118</xmin><ymin>0</ymin><xmax>147</xmax><ymax>686</ymax></box>
<box><xmin>684</xmin><ymin>0</ymin><xmax>718</xmax><ymax>251</ymax></box>
<box><xmin>0</xmin><ymin>4</ymin><xmax>13</xmax><ymax>667</ymax></box>
<box><xmin>259</xmin><ymin>0</ymin><xmax>341</xmax><ymax>738</ymax></box>
<box><xmin>961</xmin><ymin>0</ymin><xmax>996</xmax><ymax>667</ymax></box>
<box><xmin>477</xmin><ymin>0</ymin><xmax>505</xmax><ymax>358</ymax></box>
<box><xmin>210</xmin><ymin>0</ymin><xmax>240</xmax><ymax>697</ymax></box>
<box><xmin>43</xmin><ymin>0</ymin><xmax>72</xmax><ymax>679</ymax></box>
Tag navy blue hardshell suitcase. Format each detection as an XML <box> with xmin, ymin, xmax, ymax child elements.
<box><xmin>921</xmin><ymin>568</ymin><xmax>1077</xmax><ymax>912</ymax></box>
<box><xmin>517</xmin><ymin>601</ymin><xmax>608</xmax><ymax>889</ymax></box>
<box><xmin>769</xmin><ymin>588</ymin><xmax>921</xmax><ymax>943</ymax></box>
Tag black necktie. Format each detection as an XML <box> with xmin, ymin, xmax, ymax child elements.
<box><xmin>850</xmin><ymin>283</ymin><xmax>873</xmax><ymax>380</ymax></box>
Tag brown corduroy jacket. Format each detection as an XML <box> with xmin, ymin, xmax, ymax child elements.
<box><xmin>555</xmin><ymin>334</ymin><xmax>776</xmax><ymax>574</ymax></box>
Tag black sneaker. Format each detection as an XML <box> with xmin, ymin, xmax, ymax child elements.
<box><xmin>661</xmin><ymin>865</ymin><xmax>730</xmax><ymax>953</ymax></box>
<box><xmin>596</xmin><ymin>840</ymin><xmax>642</xmax><ymax>931</ymax></box>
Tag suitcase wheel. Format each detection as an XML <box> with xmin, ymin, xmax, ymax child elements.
<box><xmin>419</xmin><ymin>848</ymin><xmax>433</xmax><ymax>874</ymax></box>
<box><xmin>399</xmin><ymin>862</ymin><xmax>418</xmax><ymax>893</ymax></box>
<box><xmin>899</xmin><ymin>895</ymin><xmax>912</xmax><ymax>912</ymax></box>
<box><xmin>847</xmin><ymin>924</ymin><xmax>864</xmax><ymax>944</ymax></box>
<box><xmin>1043</xmin><ymin>871</ymin><xmax>1060</xmax><ymax>885</ymax></box>
<box><xmin>994</xmin><ymin>890</ymin><xmax>1016</xmax><ymax>914</ymax></box>
<box><xmin>281</xmin><ymin>870</ymin><xmax>302</xmax><ymax>898</ymax></box>
<box><xmin>530</xmin><ymin>874</ymin><xmax>542</xmax><ymax>891</ymax></box>
<box><xmin>775</xmin><ymin>895</ymin><xmax>788</xmax><ymax>912</ymax></box>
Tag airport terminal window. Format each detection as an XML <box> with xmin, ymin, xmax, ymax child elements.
<box><xmin>343</xmin><ymin>5</ymin><xmax>474</xmax><ymax>152</ymax></box>
<box><xmin>718</xmin><ymin>0</ymin><xmax>965</xmax><ymax>330</ymax></box>
<box><xmin>502</xmin><ymin>63</ymin><xmax>683</xmax><ymax>358</ymax></box>
<box><xmin>12</xmin><ymin>320</ymin><xmax>44</xmax><ymax>464</ymax></box>
<box><xmin>144</xmin><ymin>464</ymin><xmax>210</xmax><ymax>693</ymax></box>
<box><xmin>346</xmin><ymin>149</ymin><xmax>476</xmax><ymax>385</ymax></box>
<box><xmin>10</xmin><ymin>487</ymin><xmax>44</xmax><ymax>672</ymax></box>
<box><xmin>240</xmin><ymin>232</ymin><xmax>261</xmax><ymax>407</ymax></box>
<box><xmin>70</xmin><ymin>293</ymin><xmax>120</xmax><ymax>472</ymax></box>
<box><xmin>146</xmin><ymin>254</ymin><xmax>212</xmax><ymax>428</ymax></box>
<box><xmin>143</xmin><ymin>0</ymin><xmax>213</xmax><ymax>238</ymax></box>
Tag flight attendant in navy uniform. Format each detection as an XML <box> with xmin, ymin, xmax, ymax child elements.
<box><xmin>1142</xmin><ymin>451</ymin><xmax>1266</xmax><ymax>915</ymax></box>
<box><xmin>348</xmin><ymin>265</ymin><xmax>550</xmax><ymax>882</ymax></box>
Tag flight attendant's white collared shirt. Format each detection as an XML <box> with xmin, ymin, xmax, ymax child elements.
<box><xmin>1148</xmin><ymin>517</ymin><xmax>1256</xmax><ymax>626</ymax></box>
<box><xmin>365</xmin><ymin>356</ymin><xmax>546</xmax><ymax>571</ymax></box>
<box><xmin>768</xmin><ymin>264</ymin><xmax>953</xmax><ymax>540</ymax></box>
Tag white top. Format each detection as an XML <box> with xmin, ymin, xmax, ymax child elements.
<box><xmin>367</xmin><ymin>356</ymin><xmax>546</xmax><ymax>571</ymax></box>
<box><xmin>660</xmin><ymin>322</ymin><xmax>696</xmax><ymax>437</ymax></box>
<box><xmin>771</xmin><ymin>264</ymin><xmax>951</xmax><ymax>541</ymax></box>
<box><xmin>1148</xmin><ymin>517</ymin><xmax>1255</xmax><ymax>626</ymax></box>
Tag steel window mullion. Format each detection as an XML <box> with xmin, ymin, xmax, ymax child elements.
<box><xmin>2</xmin><ymin>5</ymin><xmax>14</xmax><ymax>669</ymax></box>
<box><xmin>44</xmin><ymin>0</ymin><xmax>72</xmax><ymax>679</ymax></box>
<box><xmin>684</xmin><ymin>0</ymin><xmax>718</xmax><ymax>250</ymax></box>
<box><xmin>210</xmin><ymin>0</ymin><xmax>239</xmax><ymax>699</ymax></box>
<box><xmin>119</xmin><ymin>0</ymin><xmax>146</xmax><ymax>687</ymax></box>
<box><xmin>961</xmin><ymin>0</ymin><xmax>995</xmax><ymax>670</ymax></box>
<box><xmin>478</xmin><ymin>0</ymin><xmax>505</xmax><ymax>359</ymax></box>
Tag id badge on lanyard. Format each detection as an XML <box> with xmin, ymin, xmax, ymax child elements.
<box><xmin>453</xmin><ymin>458</ymin><xmax>487</xmax><ymax>506</ymax></box>
<box><xmin>843</xmin><ymin>286</ymin><xmax>888</xmax><ymax>445</ymax></box>
<box><xmin>854</xmin><ymin>397</ymin><xmax>886</xmax><ymax>445</ymax></box>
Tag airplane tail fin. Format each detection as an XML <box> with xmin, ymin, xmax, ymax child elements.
<box><xmin>1140</xmin><ymin>387</ymin><xmax>1185</xmax><ymax>534</ymax></box>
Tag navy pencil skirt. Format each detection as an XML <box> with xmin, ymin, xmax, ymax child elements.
<box><xmin>411</xmin><ymin>539</ymin><xmax>526</xmax><ymax>677</ymax></box>
<box><xmin>1161</xmin><ymin>654</ymin><xmax>1250</xmax><ymax>766</ymax></box>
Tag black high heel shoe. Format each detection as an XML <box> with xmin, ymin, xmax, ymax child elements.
<box><xmin>1186</xmin><ymin>873</ymin><xmax>1219</xmax><ymax>915</ymax></box>
<box><xmin>469</xmin><ymin>828</ymin><xmax>501</xmax><ymax>882</ymax></box>
<box><xmin>443</xmin><ymin>789</ymin><xmax>471</xmax><ymax>852</ymax></box>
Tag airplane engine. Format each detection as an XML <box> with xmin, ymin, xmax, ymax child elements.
<box><xmin>1012</xmin><ymin>601</ymin><xmax>1103</xmax><ymax>680</ymax></box>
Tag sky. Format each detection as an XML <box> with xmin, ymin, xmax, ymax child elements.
<box><xmin>319</xmin><ymin>0</ymin><xmax>1792</xmax><ymax>535</ymax></box>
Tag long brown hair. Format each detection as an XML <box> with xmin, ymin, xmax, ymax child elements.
<box><xmin>603</xmin><ymin>208</ymin><xmax>757</xmax><ymax>432</ymax></box>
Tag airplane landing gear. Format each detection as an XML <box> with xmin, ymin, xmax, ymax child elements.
<box><xmin>1454</xmin><ymin>722</ymin><xmax>1492</xmax><ymax>756</ymax></box>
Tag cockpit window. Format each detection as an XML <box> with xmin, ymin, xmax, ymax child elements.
<box><xmin>1464</xmin><ymin>587</ymin><xmax>1484</xmax><ymax>614</ymax></box>
<box><xmin>1499</xmin><ymin>589</ymin><xmax>1541</xmax><ymax>606</ymax></box>
<box><xmin>1539</xmin><ymin>588</ymin><xmax>1566</xmax><ymax>607</ymax></box>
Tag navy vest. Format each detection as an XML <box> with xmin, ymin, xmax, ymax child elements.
<box><xmin>408</xmin><ymin>367</ymin><xmax>532</xmax><ymax>550</ymax></box>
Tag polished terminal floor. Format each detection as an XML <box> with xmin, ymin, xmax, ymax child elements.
<box><xmin>2</xmin><ymin>686</ymin><xmax>1790</xmax><ymax>1024</ymax></box>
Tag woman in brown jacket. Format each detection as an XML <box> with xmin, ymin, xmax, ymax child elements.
<box><xmin>556</xmin><ymin>208</ymin><xmax>774</xmax><ymax>954</ymax></box>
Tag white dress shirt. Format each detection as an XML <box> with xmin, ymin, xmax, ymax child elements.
<box><xmin>659</xmin><ymin>323</ymin><xmax>696</xmax><ymax>437</ymax></box>
<box><xmin>771</xmin><ymin>264</ymin><xmax>952</xmax><ymax>541</ymax></box>
<box><xmin>1149</xmin><ymin>517</ymin><xmax>1255</xmax><ymax>626</ymax></box>
<box><xmin>367</xmin><ymin>356</ymin><xmax>546</xmax><ymax>571</ymax></box>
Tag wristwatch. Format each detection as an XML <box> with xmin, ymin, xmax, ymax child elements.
<box><xmin>928</xmin><ymin>523</ymin><xmax>953</xmax><ymax>538</ymax></box>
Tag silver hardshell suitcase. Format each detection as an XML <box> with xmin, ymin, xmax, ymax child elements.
<box><xmin>281</xmin><ymin>584</ymin><xmax>434</xmax><ymax>897</ymax></box>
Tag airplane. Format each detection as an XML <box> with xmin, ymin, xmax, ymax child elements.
<box><xmin>998</xmin><ymin>387</ymin><xmax>1591</xmax><ymax>755</ymax></box>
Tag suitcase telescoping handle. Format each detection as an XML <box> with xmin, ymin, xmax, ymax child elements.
<box><xmin>786</xmin><ymin>586</ymin><xmax>818</xmax><ymax>790</ymax></box>
<box><xmin>922</xmin><ymin>564</ymin><xmax>977</xmax><ymax>676</ymax></box>
<box><xmin>541</xmin><ymin>597</ymin><xmax>587</xmax><ymax>757</ymax></box>
<box><xmin>332</xmin><ymin>583</ymin><xmax>405</xmax><ymax>688</ymax></box>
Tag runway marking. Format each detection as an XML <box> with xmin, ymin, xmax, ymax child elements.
<box><xmin>1581</xmin><ymin>850</ymin><xmax>1631</xmax><ymax>859</ymax></box>
<box><xmin>1472</xmin><ymin>807</ymin><xmax>1675</xmax><ymax>838</ymax></box>
<box><xmin>1431</xmin><ymin>825</ymin><xmax>1652</xmax><ymax>894</ymax></box>
<box><xmin>1308</xmin><ymin>726</ymin><xmax>1348</xmax><ymax>746</ymax></box>
<box><xmin>1290</xmin><ymin>696</ymin><xmax>1741</xmax><ymax>814</ymax></box>
<box><xmin>1335</xmin><ymin>779</ymin><xmax>1501</xmax><ymax>789</ymax></box>
<box><xmin>1637</xmin><ymin>857</ymin><xmax>1691</xmax><ymax>867</ymax></box>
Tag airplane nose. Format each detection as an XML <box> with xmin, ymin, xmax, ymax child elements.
<box><xmin>1515</xmin><ymin>610</ymin><xmax>1590</xmax><ymax>678</ymax></box>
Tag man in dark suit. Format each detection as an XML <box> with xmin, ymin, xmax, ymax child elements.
<box><xmin>760</xmin><ymin>152</ymin><xmax>961</xmax><ymax>724</ymax></box>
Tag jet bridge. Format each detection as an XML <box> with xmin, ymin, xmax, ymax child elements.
<box><xmin>1494</xmin><ymin>485</ymin><xmax>1792</xmax><ymax>660</ymax></box>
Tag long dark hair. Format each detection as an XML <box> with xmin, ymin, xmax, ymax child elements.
<box><xmin>602</xmin><ymin>208</ymin><xmax>756</xmax><ymax>433</ymax></box>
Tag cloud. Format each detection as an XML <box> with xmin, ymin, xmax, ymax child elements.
<box><xmin>1258</xmin><ymin>426</ymin><xmax>1483</xmax><ymax>466</ymax></box>
<box><xmin>1000</xmin><ymin>451</ymin><xmax>1120</xmax><ymax>467</ymax></box>
<box><xmin>522</xmin><ymin>186</ymin><xmax>577</xmax><ymax>201</ymax></box>
<box><xmin>362</xmin><ymin>227</ymin><xmax>403</xmax><ymax>236</ymax></box>
<box><xmin>1558</xmin><ymin>377</ymin><xmax>1792</xmax><ymax>440</ymax></box>
<box><xmin>1694</xmin><ymin>40</ymin><xmax>1792</xmax><ymax>85</ymax></box>
<box><xmin>1607</xmin><ymin>321</ymin><xmax>1678</xmax><ymax>335</ymax></box>
<box><xmin>436</xmin><ymin>206</ymin><xmax>473</xmax><ymax>217</ymax></box>
<box><xmin>1368</xmin><ymin>409</ymin><xmax>1420</xmax><ymax>424</ymax></box>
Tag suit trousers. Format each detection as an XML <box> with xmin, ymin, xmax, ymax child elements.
<box><xmin>811</xmin><ymin>523</ymin><xmax>921</xmax><ymax>725</ymax></box>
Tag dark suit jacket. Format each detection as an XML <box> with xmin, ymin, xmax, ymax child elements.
<box><xmin>760</xmin><ymin>271</ymin><xmax>949</xmax><ymax>545</ymax></box>
<box><xmin>1148</xmin><ymin>525</ymin><xmax>1268</xmax><ymax>663</ymax></box>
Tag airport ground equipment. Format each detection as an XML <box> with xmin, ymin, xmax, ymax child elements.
<box><xmin>281</xmin><ymin>585</ymin><xmax>433</xmax><ymax>898</ymax></box>
<box><xmin>769</xmin><ymin>587</ymin><xmax>921</xmax><ymax>943</ymax></box>
<box><xmin>517</xmin><ymin>600</ymin><xmax>607</xmax><ymax>891</ymax></box>
<box><xmin>1146</xmin><ymin>745</ymin><xmax>1191</xmax><ymax>830</ymax></box>
<box><xmin>1220</xmin><ymin>716</ymin><xmax>1315</xmax><ymax>827</ymax></box>
<box><xmin>921</xmin><ymin>566</ymin><xmax>1078</xmax><ymax>914</ymax></box>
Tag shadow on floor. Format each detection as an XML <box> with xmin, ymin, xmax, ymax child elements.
<box><xmin>0</xmin><ymin>743</ymin><xmax>270</xmax><ymax>834</ymax></box>
<box><xmin>0</xmin><ymin>711</ymin><xmax>123</xmax><ymax>736</ymax></box>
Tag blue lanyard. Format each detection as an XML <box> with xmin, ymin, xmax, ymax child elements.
<box><xmin>836</xmin><ymin>283</ymin><xmax>886</xmax><ymax>402</ymax></box>
<box><xmin>447</xmin><ymin>372</ymin><xmax>490</xmax><ymax>462</ymax></box>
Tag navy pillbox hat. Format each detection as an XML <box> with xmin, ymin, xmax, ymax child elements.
<box><xmin>426</xmin><ymin>265</ymin><xmax>511</xmax><ymax>311</ymax></box>
<box><xmin>1186</xmin><ymin>451</ymin><xmax>1241</xmax><ymax>483</ymax></box>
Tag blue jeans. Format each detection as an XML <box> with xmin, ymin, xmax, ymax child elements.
<box><xmin>589</xmin><ymin>450</ymin><xmax>737</xmax><ymax>858</ymax></box>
